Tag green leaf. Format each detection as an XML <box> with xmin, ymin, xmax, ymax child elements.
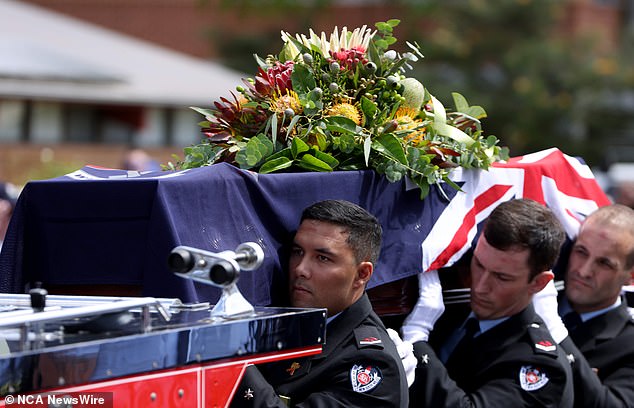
<box><xmin>375</xmin><ymin>22</ymin><xmax>392</xmax><ymax>32</ymax></box>
<box><xmin>279</xmin><ymin>41</ymin><xmax>297</xmax><ymax>62</ymax></box>
<box><xmin>452</xmin><ymin>92</ymin><xmax>487</xmax><ymax>119</ymax></box>
<box><xmin>323</xmin><ymin>116</ymin><xmax>359</xmax><ymax>134</ymax></box>
<box><xmin>190</xmin><ymin>106</ymin><xmax>216</xmax><ymax>118</ymax></box>
<box><xmin>384</xmin><ymin>37</ymin><xmax>397</xmax><ymax>46</ymax></box>
<box><xmin>360</xmin><ymin>96</ymin><xmax>378</xmax><ymax>126</ymax></box>
<box><xmin>259</xmin><ymin>157</ymin><xmax>293</xmax><ymax>173</ymax></box>
<box><xmin>373</xmin><ymin>133</ymin><xmax>408</xmax><ymax>165</ymax></box>
<box><xmin>291</xmin><ymin>136</ymin><xmax>310</xmax><ymax>158</ymax></box>
<box><xmin>265</xmin><ymin>147</ymin><xmax>293</xmax><ymax>162</ymax></box>
<box><xmin>366</xmin><ymin>37</ymin><xmax>382</xmax><ymax>68</ymax></box>
<box><xmin>363</xmin><ymin>135</ymin><xmax>372</xmax><ymax>166</ymax></box>
<box><xmin>452</xmin><ymin>92</ymin><xmax>470</xmax><ymax>112</ymax></box>
<box><xmin>253</xmin><ymin>54</ymin><xmax>268</xmax><ymax>69</ymax></box>
<box><xmin>271</xmin><ymin>114</ymin><xmax>278</xmax><ymax>145</ymax></box>
<box><xmin>374</xmin><ymin>39</ymin><xmax>388</xmax><ymax>50</ymax></box>
<box><xmin>291</xmin><ymin>64</ymin><xmax>316</xmax><ymax>94</ymax></box>
<box><xmin>286</xmin><ymin>115</ymin><xmax>301</xmax><ymax>140</ymax></box>
<box><xmin>298</xmin><ymin>154</ymin><xmax>334</xmax><ymax>172</ymax></box>
<box><xmin>432</xmin><ymin>95</ymin><xmax>475</xmax><ymax>146</ymax></box>
<box><xmin>332</xmin><ymin>133</ymin><xmax>357</xmax><ymax>153</ymax></box>
<box><xmin>313</xmin><ymin>150</ymin><xmax>339</xmax><ymax>169</ymax></box>
<box><xmin>465</xmin><ymin>106</ymin><xmax>487</xmax><ymax>120</ymax></box>
<box><xmin>387</xmin><ymin>19</ymin><xmax>401</xmax><ymax>28</ymax></box>
<box><xmin>313</xmin><ymin>132</ymin><xmax>328</xmax><ymax>151</ymax></box>
<box><xmin>417</xmin><ymin>181</ymin><xmax>430</xmax><ymax>200</ymax></box>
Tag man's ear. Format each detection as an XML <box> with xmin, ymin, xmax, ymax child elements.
<box><xmin>355</xmin><ymin>262</ymin><xmax>373</xmax><ymax>289</ymax></box>
<box><xmin>529</xmin><ymin>270</ymin><xmax>554</xmax><ymax>295</ymax></box>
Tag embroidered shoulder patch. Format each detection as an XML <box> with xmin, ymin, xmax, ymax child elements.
<box><xmin>535</xmin><ymin>340</ymin><xmax>556</xmax><ymax>352</ymax></box>
<box><xmin>359</xmin><ymin>336</ymin><xmax>382</xmax><ymax>346</ymax></box>
<box><xmin>353</xmin><ymin>326</ymin><xmax>384</xmax><ymax>349</ymax></box>
<box><xmin>519</xmin><ymin>365</ymin><xmax>549</xmax><ymax>391</ymax></box>
<box><xmin>350</xmin><ymin>364</ymin><xmax>382</xmax><ymax>393</ymax></box>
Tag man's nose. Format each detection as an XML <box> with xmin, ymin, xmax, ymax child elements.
<box><xmin>472</xmin><ymin>271</ymin><xmax>490</xmax><ymax>293</ymax></box>
<box><xmin>292</xmin><ymin>256</ymin><xmax>311</xmax><ymax>279</ymax></box>
<box><xmin>575</xmin><ymin>259</ymin><xmax>593</xmax><ymax>279</ymax></box>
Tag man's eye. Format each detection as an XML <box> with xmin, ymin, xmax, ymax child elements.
<box><xmin>494</xmin><ymin>273</ymin><xmax>511</xmax><ymax>282</ymax></box>
<box><xmin>317</xmin><ymin>255</ymin><xmax>331</xmax><ymax>263</ymax></box>
<box><xmin>599</xmin><ymin>259</ymin><xmax>616</xmax><ymax>270</ymax></box>
<box><xmin>291</xmin><ymin>247</ymin><xmax>303</xmax><ymax>256</ymax></box>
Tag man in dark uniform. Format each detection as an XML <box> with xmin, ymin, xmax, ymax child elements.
<box><xmin>404</xmin><ymin>198</ymin><xmax>574</xmax><ymax>407</ymax></box>
<box><xmin>230</xmin><ymin>199</ymin><xmax>408</xmax><ymax>407</ymax></box>
<box><xmin>556</xmin><ymin>204</ymin><xmax>634</xmax><ymax>407</ymax></box>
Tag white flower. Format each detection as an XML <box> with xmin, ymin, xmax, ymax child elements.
<box><xmin>281</xmin><ymin>25</ymin><xmax>376</xmax><ymax>59</ymax></box>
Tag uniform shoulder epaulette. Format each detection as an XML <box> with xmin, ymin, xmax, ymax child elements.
<box><xmin>353</xmin><ymin>325</ymin><xmax>385</xmax><ymax>350</ymax></box>
<box><xmin>526</xmin><ymin>322</ymin><xmax>558</xmax><ymax>357</ymax></box>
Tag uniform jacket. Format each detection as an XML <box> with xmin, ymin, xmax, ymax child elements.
<box><xmin>560</xmin><ymin>299</ymin><xmax>634</xmax><ymax>408</ymax></box>
<box><xmin>229</xmin><ymin>293</ymin><xmax>408</xmax><ymax>407</ymax></box>
<box><xmin>410</xmin><ymin>304</ymin><xmax>574</xmax><ymax>408</ymax></box>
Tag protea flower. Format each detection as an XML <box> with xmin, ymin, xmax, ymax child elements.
<box><xmin>329</xmin><ymin>47</ymin><xmax>368</xmax><ymax>72</ymax></box>
<box><xmin>251</xmin><ymin>61</ymin><xmax>294</xmax><ymax>98</ymax></box>
<box><xmin>202</xmin><ymin>93</ymin><xmax>268</xmax><ymax>141</ymax></box>
<box><xmin>326</xmin><ymin>102</ymin><xmax>362</xmax><ymax>125</ymax></box>
<box><xmin>281</xmin><ymin>25</ymin><xmax>375</xmax><ymax>60</ymax></box>
<box><xmin>395</xmin><ymin>108</ymin><xmax>427</xmax><ymax>146</ymax></box>
<box><xmin>269</xmin><ymin>90</ymin><xmax>303</xmax><ymax>119</ymax></box>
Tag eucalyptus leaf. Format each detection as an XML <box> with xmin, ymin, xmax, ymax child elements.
<box><xmin>190</xmin><ymin>106</ymin><xmax>216</xmax><ymax>118</ymax></box>
<box><xmin>271</xmin><ymin>114</ymin><xmax>278</xmax><ymax>146</ymax></box>
<box><xmin>286</xmin><ymin>115</ymin><xmax>301</xmax><ymax>140</ymax></box>
<box><xmin>363</xmin><ymin>135</ymin><xmax>372</xmax><ymax>166</ymax></box>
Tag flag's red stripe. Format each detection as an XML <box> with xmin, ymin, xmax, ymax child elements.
<box><xmin>427</xmin><ymin>184</ymin><xmax>512</xmax><ymax>271</ymax></box>
<box><xmin>494</xmin><ymin>150</ymin><xmax>610</xmax><ymax>206</ymax></box>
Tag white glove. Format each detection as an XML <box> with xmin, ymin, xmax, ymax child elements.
<box><xmin>387</xmin><ymin>328</ymin><xmax>417</xmax><ymax>387</ymax></box>
<box><xmin>401</xmin><ymin>270</ymin><xmax>445</xmax><ymax>343</ymax></box>
<box><xmin>533</xmin><ymin>279</ymin><xmax>568</xmax><ymax>344</ymax></box>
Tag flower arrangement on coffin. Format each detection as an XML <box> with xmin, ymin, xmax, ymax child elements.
<box><xmin>174</xmin><ymin>19</ymin><xmax>509</xmax><ymax>198</ymax></box>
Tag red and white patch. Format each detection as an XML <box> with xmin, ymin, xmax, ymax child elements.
<box><xmin>350</xmin><ymin>364</ymin><xmax>382</xmax><ymax>393</ymax></box>
<box><xmin>359</xmin><ymin>336</ymin><xmax>382</xmax><ymax>346</ymax></box>
<box><xmin>535</xmin><ymin>340</ymin><xmax>556</xmax><ymax>352</ymax></box>
<box><xmin>519</xmin><ymin>365</ymin><xmax>549</xmax><ymax>391</ymax></box>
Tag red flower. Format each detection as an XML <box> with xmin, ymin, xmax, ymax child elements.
<box><xmin>253</xmin><ymin>61</ymin><xmax>294</xmax><ymax>97</ymax></box>
<box><xmin>329</xmin><ymin>46</ymin><xmax>368</xmax><ymax>71</ymax></box>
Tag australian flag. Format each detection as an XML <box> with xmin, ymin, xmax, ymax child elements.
<box><xmin>421</xmin><ymin>147</ymin><xmax>611</xmax><ymax>273</ymax></box>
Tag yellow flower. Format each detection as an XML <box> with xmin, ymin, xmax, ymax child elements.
<box><xmin>326</xmin><ymin>103</ymin><xmax>362</xmax><ymax>125</ymax></box>
<box><xmin>395</xmin><ymin>109</ymin><xmax>427</xmax><ymax>146</ymax></box>
<box><xmin>269</xmin><ymin>90</ymin><xmax>303</xmax><ymax>118</ymax></box>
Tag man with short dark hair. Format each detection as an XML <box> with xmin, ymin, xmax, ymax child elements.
<box><xmin>404</xmin><ymin>198</ymin><xmax>574</xmax><ymax>407</ymax></box>
<box><xmin>557</xmin><ymin>204</ymin><xmax>634</xmax><ymax>407</ymax></box>
<box><xmin>231</xmin><ymin>199</ymin><xmax>408</xmax><ymax>407</ymax></box>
